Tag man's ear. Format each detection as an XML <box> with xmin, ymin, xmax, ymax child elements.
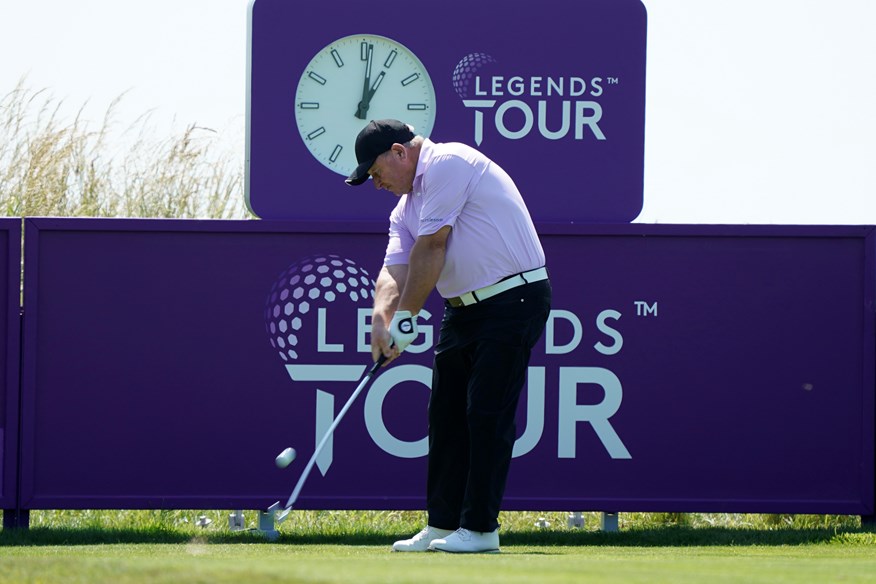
<box><xmin>391</xmin><ymin>143</ymin><xmax>406</xmax><ymax>159</ymax></box>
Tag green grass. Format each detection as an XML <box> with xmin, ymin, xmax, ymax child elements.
<box><xmin>16</xmin><ymin>508</ymin><xmax>867</xmax><ymax>532</ymax></box>
<box><xmin>1</xmin><ymin>535</ymin><xmax>875</xmax><ymax>584</ymax></box>
<box><xmin>2</xmin><ymin>511</ymin><xmax>875</xmax><ymax>583</ymax></box>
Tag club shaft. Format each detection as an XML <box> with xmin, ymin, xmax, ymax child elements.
<box><xmin>284</xmin><ymin>357</ymin><xmax>385</xmax><ymax>510</ymax></box>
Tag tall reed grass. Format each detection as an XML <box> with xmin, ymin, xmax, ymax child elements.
<box><xmin>0</xmin><ymin>80</ymin><xmax>250</xmax><ymax>219</ymax></box>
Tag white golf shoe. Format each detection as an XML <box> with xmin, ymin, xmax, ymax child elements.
<box><xmin>392</xmin><ymin>526</ymin><xmax>454</xmax><ymax>552</ymax></box>
<box><xmin>428</xmin><ymin>528</ymin><xmax>500</xmax><ymax>553</ymax></box>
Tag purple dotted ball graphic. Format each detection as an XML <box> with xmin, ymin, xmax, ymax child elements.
<box><xmin>452</xmin><ymin>52</ymin><xmax>497</xmax><ymax>100</ymax></box>
<box><xmin>265</xmin><ymin>254</ymin><xmax>375</xmax><ymax>362</ymax></box>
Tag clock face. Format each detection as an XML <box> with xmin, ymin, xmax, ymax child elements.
<box><xmin>294</xmin><ymin>34</ymin><xmax>437</xmax><ymax>177</ymax></box>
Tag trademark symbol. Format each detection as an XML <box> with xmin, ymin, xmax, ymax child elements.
<box><xmin>634</xmin><ymin>301</ymin><xmax>657</xmax><ymax>317</ymax></box>
<box><xmin>608</xmin><ymin>77</ymin><xmax>620</xmax><ymax>85</ymax></box>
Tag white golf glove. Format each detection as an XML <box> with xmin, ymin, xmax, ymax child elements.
<box><xmin>389</xmin><ymin>310</ymin><xmax>419</xmax><ymax>353</ymax></box>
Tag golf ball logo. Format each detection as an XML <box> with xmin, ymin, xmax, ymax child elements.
<box><xmin>451</xmin><ymin>52</ymin><xmax>497</xmax><ymax>100</ymax></box>
<box><xmin>264</xmin><ymin>254</ymin><xmax>375</xmax><ymax>361</ymax></box>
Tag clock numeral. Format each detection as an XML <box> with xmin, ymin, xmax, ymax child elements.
<box><xmin>384</xmin><ymin>50</ymin><xmax>398</xmax><ymax>68</ymax></box>
<box><xmin>307</xmin><ymin>127</ymin><xmax>326</xmax><ymax>140</ymax></box>
<box><xmin>329</xmin><ymin>145</ymin><xmax>343</xmax><ymax>163</ymax></box>
<box><xmin>400</xmin><ymin>73</ymin><xmax>420</xmax><ymax>87</ymax></box>
<box><xmin>299</xmin><ymin>102</ymin><xmax>320</xmax><ymax>110</ymax></box>
<box><xmin>364</xmin><ymin>45</ymin><xmax>374</xmax><ymax>78</ymax></box>
<box><xmin>407</xmin><ymin>104</ymin><xmax>427</xmax><ymax>111</ymax></box>
<box><xmin>331</xmin><ymin>49</ymin><xmax>344</xmax><ymax>68</ymax></box>
<box><xmin>308</xmin><ymin>72</ymin><xmax>327</xmax><ymax>85</ymax></box>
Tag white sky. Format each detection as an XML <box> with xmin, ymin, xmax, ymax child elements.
<box><xmin>2</xmin><ymin>0</ymin><xmax>875</xmax><ymax>224</ymax></box>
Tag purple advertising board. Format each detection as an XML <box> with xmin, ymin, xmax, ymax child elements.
<box><xmin>245</xmin><ymin>0</ymin><xmax>647</xmax><ymax>223</ymax></box>
<box><xmin>0</xmin><ymin>219</ymin><xmax>22</xmax><ymax>513</ymax></box>
<box><xmin>18</xmin><ymin>219</ymin><xmax>876</xmax><ymax>515</ymax></box>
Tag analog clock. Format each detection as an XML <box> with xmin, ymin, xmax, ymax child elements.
<box><xmin>294</xmin><ymin>34</ymin><xmax>437</xmax><ymax>177</ymax></box>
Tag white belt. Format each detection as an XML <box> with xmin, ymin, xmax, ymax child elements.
<box><xmin>446</xmin><ymin>267</ymin><xmax>548</xmax><ymax>308</ymax></box>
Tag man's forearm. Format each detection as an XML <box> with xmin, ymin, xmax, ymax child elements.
<box><xmin>371</xmin><ymin>265</ymin><xmax>408</xmax><ymax>361</ymax></box>
<box><xmin>398</xmin><ymin>231</ymin><xmax>447</xmax><ymax>314</ymax></box>
<box><xmin>373</xmin><ymin>267</ymin><xmax>404</xmax><ymax>321</ymax></box>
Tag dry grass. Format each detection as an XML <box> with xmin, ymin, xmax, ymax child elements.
<box><xmin>0</xmin><ymin>80</ymin><xmax>250</xmax><ymax>219</ymax></box>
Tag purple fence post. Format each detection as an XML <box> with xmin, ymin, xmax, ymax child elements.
<box><xmin>1</xmin><ymin>219</ymin><xmax>23</xmax><ymax>528</ymax></box>
<box><xmin>864</xmin><ymin>227</ymin><xmax>876</xmax><ymax>526</ymax></box>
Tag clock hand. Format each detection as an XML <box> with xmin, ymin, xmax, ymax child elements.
<box><xmin>355</xmin><ymin>43</ymin><xmax>374</xmax><ymax>119</ymax></box>
<box><xmin>364</xmin><ymin>72</ymin><xmax>386</xmax><ymax>102</ymax></box>
<box><xmin>357</xmin><ymin>70</ymin><xmax>386</xmax><ymax>120</ymax></box>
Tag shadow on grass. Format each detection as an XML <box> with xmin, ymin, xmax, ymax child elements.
<box><xmin>2</xmin><ymin>525</ymin><xmax>874</xmax><ymax>548</ymax></box>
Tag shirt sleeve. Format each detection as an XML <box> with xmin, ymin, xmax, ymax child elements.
<box><xmin>417</xmin><ymin>154</ymin><xmax>478</xmax><ymax>237</ymax></box>
<box><xmin>383</xmin><ymin>197</ymin><xmax>415</xmax><ymax>266</ymax></box>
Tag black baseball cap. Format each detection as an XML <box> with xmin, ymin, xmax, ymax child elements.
<box><xmin>345</xmin><ymin>119</ymin><xmax>415</xmax><ymax>186</ymax></box>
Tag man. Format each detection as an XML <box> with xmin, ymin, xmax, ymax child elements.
<box><xmin>346</xmin><ymin>119</ymin><xmax>551</xmax><ymax>553</ymax></box>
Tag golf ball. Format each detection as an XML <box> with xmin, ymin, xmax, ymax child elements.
<box><xmin>275</xmin><ymin>447</ymin><xmax>297</xmax><ymax>468</ymax></box>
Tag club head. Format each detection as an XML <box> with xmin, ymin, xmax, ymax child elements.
<box><xmin>275</xmin><ymin>508</ymin><xmax>291</xmax><ymax>524</ymax></box>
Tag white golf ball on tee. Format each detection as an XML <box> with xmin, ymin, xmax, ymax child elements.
<box><xmin>275</xmin><ymin>447</ymin><xmax>297</xmax><ymax>468</ymax></box>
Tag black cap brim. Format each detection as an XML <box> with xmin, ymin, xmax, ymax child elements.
<box><xmin>345</xmin><ymin>158</ymin><xmax>376</xmax><ymax>186</ymax></box>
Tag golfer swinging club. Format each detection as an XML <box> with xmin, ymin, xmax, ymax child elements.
<box><xmin>346</xmin><ymin>119</ymin><xmax>551</xmax><ymax>553</ymax></box>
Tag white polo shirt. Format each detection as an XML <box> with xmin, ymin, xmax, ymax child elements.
<box><xmin>383</xmin><ymin>139</ymin><xmax>546</xmax><ymax>299</ymax></box>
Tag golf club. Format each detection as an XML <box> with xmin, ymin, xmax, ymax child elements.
<box><xmin>271</xmin><ymin>352</ymin><xmax>389</xmax><ymax>523</ymax></box>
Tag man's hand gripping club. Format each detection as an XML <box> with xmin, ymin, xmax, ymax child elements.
<box><xmin>389</xmin><ymin>310</ymin><xmax>419</xmax><ymax>351</ymax></box>
<box><xmin>371</xmin><ymin>309</ymin><xmax>418</xmax><ymax>365</ymax></box>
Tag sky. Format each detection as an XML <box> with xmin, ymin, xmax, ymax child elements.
<box><xmin>2</xmin><ymin>0</ymin><xmax>875</xmax><ymax>224</ymax></box>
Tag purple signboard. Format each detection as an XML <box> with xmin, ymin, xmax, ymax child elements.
<box><xmin>19</xmin><ymin>219</ymin><xmax>876</xmax><ymax>515</ymax></box>
<box><xmin>246</xmin><ymin>0</ymin><xmax>647</xmax><ymax>223</ymax></box>
<box><xmin>0</xmin><ymin>219</ymin><xmax>22</xmax><ymax>512</ymax></box>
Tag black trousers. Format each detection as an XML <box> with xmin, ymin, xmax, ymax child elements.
<box><xmin>426</xmin><ymin>279</ymin><xmax>552</xmax><ymax>532</ymax></box>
